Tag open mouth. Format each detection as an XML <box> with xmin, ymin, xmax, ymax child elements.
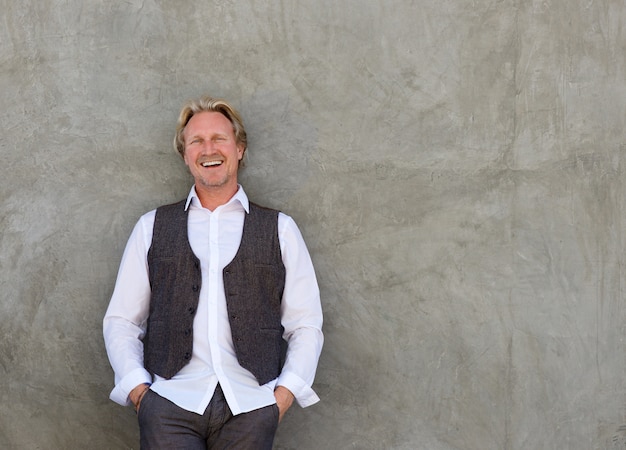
<box><xmin>200</xmin><ymin>160</ymin><xmax>223</xmax><ymax>168</ymax></box>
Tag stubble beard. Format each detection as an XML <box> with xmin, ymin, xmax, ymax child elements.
<box><xmin>195</xmin><ymin>168</ymin><xmax>238</xmax><ymax>194</ymax></box>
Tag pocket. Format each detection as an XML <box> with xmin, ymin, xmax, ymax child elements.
<box><xmin>137</xmin><ymin>389</ymin><xmax>153</xmax><ymax>422</ymax></box>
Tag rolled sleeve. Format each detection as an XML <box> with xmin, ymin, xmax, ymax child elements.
<box><xmin>109</xmin><ymin>367</ymin><xmax>153</xmax><ymax>406</ymax></box>
<box><xmin>276</xmin><ymin>371</ymin><xmax>321</xmax><ymax>408</ymax></box>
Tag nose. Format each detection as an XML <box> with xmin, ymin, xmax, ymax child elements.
<box><xmin>201</xmin><ymin>140</ymin><xmax>216</xmax><ymax>153</ymax></box>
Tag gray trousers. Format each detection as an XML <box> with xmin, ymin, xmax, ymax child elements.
<box><xmin>137</xmin><ymin>385</ymin><xmax>279</xmax><ymax>449</ymax></box>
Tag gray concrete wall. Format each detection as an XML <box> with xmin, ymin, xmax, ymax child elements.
<box><xmin>1</xmin><ymin>0</ymin><xmax>625</xmax><ymax>449</ymax></box>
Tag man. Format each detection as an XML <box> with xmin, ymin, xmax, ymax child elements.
<box><xmin>103</xmin><ymin>95</ymin><xmax>323</xmax><ymax>449</ymax></box>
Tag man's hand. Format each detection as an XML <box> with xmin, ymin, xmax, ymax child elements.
<box><xmin>129</xmin><ymin>383</ymin><xmax>150</xmax><ymax>412</ymax></box>
<box><xmin>274</xmin><ymin>386</ymin><xmax>295</xmax><ymax>423</ymax></box>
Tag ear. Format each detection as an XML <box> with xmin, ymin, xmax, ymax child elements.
<box><xmin>237</xmin><ymin>144</ymin><xmax>245</xmax><ymax>160</ymax></box>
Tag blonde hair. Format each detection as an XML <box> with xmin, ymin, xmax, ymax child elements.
<box><xmin>173</xmin><ymin>95</ymin><xmax>247</xmax><ymax>159</ymax></box>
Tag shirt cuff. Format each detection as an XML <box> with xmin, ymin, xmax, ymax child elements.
<box><xmin>109</xmin><ymin>367</ymin><xmax>152</xmax><ymax>406</ymax></box>
<box><xmin>276</xmin><ymin>371</ymin><xmax>320</xmax><ymax>408</ymax></box>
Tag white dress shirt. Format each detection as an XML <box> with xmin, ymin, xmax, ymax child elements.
<box><xmin>103</xmin><ymin>185</ymin><xmax>323</xmax><ymax>415</ymax></box>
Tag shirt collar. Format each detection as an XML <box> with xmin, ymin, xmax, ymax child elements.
<box><xmin>184</xmin><ymin>184</ymin><xmax>250</xmax><ymax>213</ymax></box>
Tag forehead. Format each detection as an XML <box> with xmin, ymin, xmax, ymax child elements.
<box><xmin>184</xmin><ymin>111</ymin><xmax>234</xmax><ymax>137</ymax></box>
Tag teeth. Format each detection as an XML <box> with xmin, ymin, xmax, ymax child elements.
<box><xmin>201</xmin><ymin>161</ymin><xmax>222</xmax><ymax>167</ymax></box>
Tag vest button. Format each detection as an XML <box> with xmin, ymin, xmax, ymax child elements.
<box><xmin>192</xmin><ymin>285</ymin><xmax>199</xmax><ymax>292</ymax></box>
<box><xmin>184</xmin><ymin>329</ymin><xmax>191</xmax><ymax>336</ymax></box>
<box><xmin>184</xmin><ymin>352</ymin><xmax>191</xmax><ymax>360</ymax></box>
<box><xmin>188</xmin><ymin>307</ymin><xmax>195</xmax><ymax>314</ymax></box>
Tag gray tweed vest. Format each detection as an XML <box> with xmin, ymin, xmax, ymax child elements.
<box><xmin>144</xmin><ymin>199</ymin><xmax>286</xmax><ymax>385</ymax></box>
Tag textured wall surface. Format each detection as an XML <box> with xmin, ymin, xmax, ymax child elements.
<box><xmin>1</xmin><ymin>1</ymin><xmax>625</xmax><ymax>449</ymax></box>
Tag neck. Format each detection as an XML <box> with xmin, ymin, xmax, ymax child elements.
<box><xmin>195</xmin><ymin>183</ymin><xmax>239</xmax><ymax>211</ymax></box>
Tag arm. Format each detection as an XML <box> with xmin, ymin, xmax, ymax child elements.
<box><xmin>274</xmin><ymin>214</ymin><xmax>324</xmax><ymax>415</ymax></box>
<box><xmin>103</xmin><ymin>211</ymin><xmax>155</xmax><ymax>406</ymax></box>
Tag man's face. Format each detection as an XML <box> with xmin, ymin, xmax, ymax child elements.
<box><xmin>182</xmin><ymin>111</ymin><xmax>244</xmax><ymax>194</ymax></box>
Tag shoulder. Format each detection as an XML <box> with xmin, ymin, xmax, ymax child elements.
<box><xmin>249</xmin><ymin>201</ymin><xmax>281</xmax><ymax>214</ymax></box>
<box><xmin>135</xmin><ymin>198</ymin><xmax>186</xmax><ymax>235</ymax></box>
<box><xmin>152</xmin><ymin>199</ymin><xmax>188</xmax><ymax>224</ymax></box>
<box><xmin>155</xmin><ymin>199</ymin><xmax>187</xmax><ymax>213</ymax></box>
<box><xmin>247</xmin><ymin>203</ymin><xmax>301</xmax><ymax>241</ymax></box>
<box><xmin>136</xmin><ymin>208</ymin><xmax>157</xmax><ymax>229</ymax></box>
<box><xmin>248</xmin><ymin>202</ymin><xmax>296</xmax><ymax>225</ymax></box>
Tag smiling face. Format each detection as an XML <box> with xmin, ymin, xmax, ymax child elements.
<box><xmin>182</xmin><ymin>111</ymin><xmax>244</xmax><ymax>207</ymax></box>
